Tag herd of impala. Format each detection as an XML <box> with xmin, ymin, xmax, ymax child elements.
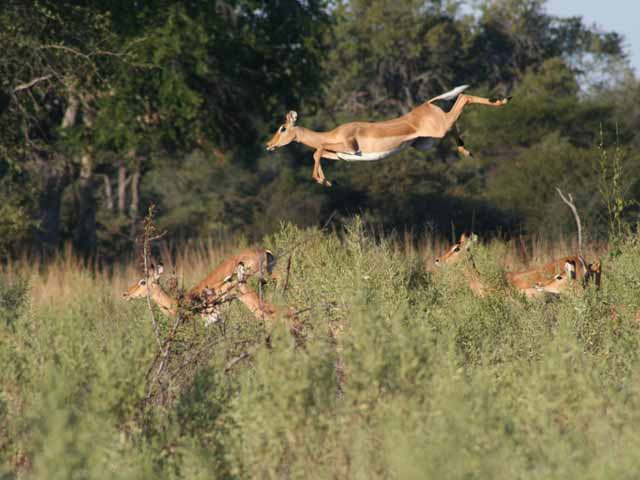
<box><xmin>123</xmin><ymin>232</ymin><xmax>603</xmax><ymax>333</ymax></box>
<box><xmin>433</xmin><ymin>233</ymin><xmax>602</xmax><ymax>298</ymax></box>
<box><xmin>123</xmin><ymin>247</ymin><xmax>292</xmax><ymax>329</ymax></box>
<box><xmin>123</xmin><ymin>85</ymin><xmax>604</xmax><ymax>331</ymax></box>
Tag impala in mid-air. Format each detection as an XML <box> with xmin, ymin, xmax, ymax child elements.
<box><xmin>266</xmin><ymin>86</ymin><xmax>510</xmax><ymax>186</ymax></box>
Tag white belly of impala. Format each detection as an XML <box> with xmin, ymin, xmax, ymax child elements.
<box><xmin>336</xmin><ymin>142</ymin><xmax>410</xmax><ymax>161</ymax></box>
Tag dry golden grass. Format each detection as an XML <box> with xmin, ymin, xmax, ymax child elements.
<box><xmin>1</xmin><ymin>231</ymin><xmax>608</xmax><ymax>313</ymax></box>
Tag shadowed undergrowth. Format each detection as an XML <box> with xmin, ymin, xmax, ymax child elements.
<box><xmin>1</xmin><ymin>220</ymin><xmax>639</xmax><ymax>479</ymax></box>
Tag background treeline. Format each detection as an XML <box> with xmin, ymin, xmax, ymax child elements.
<box><xmin>1</xmin><ymin>0</ymin><xmax>639</xmax><ymax>257</ymax></box>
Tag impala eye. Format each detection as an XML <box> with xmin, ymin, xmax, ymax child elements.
<box><xmin>453</xmin><ymin>246</ymin><xmax>460</xmax><ymax>252</ymax></box>
<box><xmin>555</xmin><ymin>275</ymin><xmax>563</xmax><ymax>280</ymax></box>
<box><xmin>280</xmin><ymin>126</ymin><xmax>287</xmax><ymax>132</ymax></box>
<box><xmin>139</xmin><ymin>279</ymin><xmax>146</xmax><ymax>286</ymax></box>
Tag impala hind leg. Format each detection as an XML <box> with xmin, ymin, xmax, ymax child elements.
<box><xmin>442</xmin><ymin>94</ymin><xmax>511</xmax><ymax>133</ymax></box>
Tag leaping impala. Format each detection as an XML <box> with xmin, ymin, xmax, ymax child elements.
<box><xmin>266</xmin><ymin>86</ymin><xmax>511</xmax><ymax>186</ymax></box>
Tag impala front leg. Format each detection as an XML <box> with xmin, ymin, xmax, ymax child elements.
<box><xmin>312</xmin><ymin>149</ymin><xmax>332</xmax><ymax>187</ymax></box>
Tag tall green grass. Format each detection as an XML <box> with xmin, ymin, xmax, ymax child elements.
<box><xmin>1</xmin><ymin>220</ymin><xmax>639</xmax><ymax>478</ymax></box>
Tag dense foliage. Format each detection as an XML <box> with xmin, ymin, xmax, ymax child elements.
<box><xmin>1</xmin><ymin>0</ymin><xmax>639</xmax><ymax>255</ymax></box>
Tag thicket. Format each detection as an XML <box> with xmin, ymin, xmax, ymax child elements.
<box><xmin>2</xmin><ymin>221</ymin><xmax>640</xmax><ymax>478</ymax></box>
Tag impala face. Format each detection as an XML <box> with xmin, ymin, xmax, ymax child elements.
<box><xmin>533</xmin><ymin>261</ymin><xmax>576</xmax><ymax>295</ymax></box>
<box><xmin>266</xmin><ymin>111</ymin><xmax>297</xmax><ymax>151</ymax></box>
<box><xmin>122</xmin><ymin>263</ymin><xmax>164</xmax><ymax>300</ymax></box>
<box><xmin>434</xmin><ymin>233</ymin><xmax>477</xmax><ymax>266</ymax></box>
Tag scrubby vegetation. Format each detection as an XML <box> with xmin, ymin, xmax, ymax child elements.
<box><xmin>2</xmin><ymin>221</ymin><xmax>640</xmax><ymax>478</ymax></box>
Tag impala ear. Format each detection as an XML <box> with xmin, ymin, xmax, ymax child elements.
<box><xmin>564</xmin><ymin>261</ymin><xmax>576</xmax><ymax>278</ymax></box>
<box><xmin>286</xmin><ymin>110</ymin><xmax>298</xmax><ymax>127</ymax></box>
<box><xmin>459</xmin><ymin>233</ymin><xmax>468</xmax><ymax>243</ymax></box>
<box><xmin>150</xmin><ymin>262</ymin><xmax>164</xmax><ymax>281</ymax></box>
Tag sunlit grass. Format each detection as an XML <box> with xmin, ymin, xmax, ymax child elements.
<box><xmin>1</xmin><ymin>221</ymin><xmax>637</xmax><ymax>479</ymax></box>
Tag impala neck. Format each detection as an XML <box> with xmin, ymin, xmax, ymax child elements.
<box><xmin>237</xmin><ymin>283</ymin><xmax>276</xmax><ymax>320</ymax></box>
<box><xmin>150</xmin><ymin>285</ymin><xmax>178</xmax><ymax>316</ymax></box>
<box><xmin>294</xmin><ymin>126</ymin><xmax>328</xmax><ymax>150</ymax></box>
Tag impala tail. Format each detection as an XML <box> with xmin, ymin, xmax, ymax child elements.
<box><xmin>428</xmin><ymin>85</ymin><xmax>469</xmax><ymax>104</ymax></box>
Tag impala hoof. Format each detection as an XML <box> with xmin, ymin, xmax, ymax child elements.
<box><xmin>314</xmin><ymin>177</ymin><xmax>332</xmax><ymax>187</ymax></box>
<box><xmin>490</xmin><ymin>96</ymin><xmax>511</xmax><ymax>105</ymax></box>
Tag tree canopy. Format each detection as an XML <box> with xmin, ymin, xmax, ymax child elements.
<box><xmin>0</xmin><ymin>0</ymin><xmax>637</xmax><ymax>255</ymax></box>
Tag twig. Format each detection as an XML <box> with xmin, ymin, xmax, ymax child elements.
<box><xmin>141</xmin><ymin>205</ymin><xmax>167</xmax><ymax>347</ymax></box>
<box><xmin>13</xmin><ymin>75</ymin><xmax>52</xmax><ymax>93</ymax></box>
<box><xmin>556</xmin><ymin>187</ymin><xmax>582</xmax><ymax>257</ymax></box>
<box><xmin>224</xmin><ymin>351</ymin><xmax>252</xmax><ymax>373</ymax></box>
<box><xmin>146</xmin><ymin>312</ymin><xmax>184</xmax><ymax>402</ymax></box>
<box><xmin>282</xmin><ymin>255</ymin><xmax>292</xmax><ymax>294</ymax></box>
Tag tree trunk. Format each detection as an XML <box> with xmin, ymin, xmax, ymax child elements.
<box><xmin>118</xmin><ymin>162</ymin><xmax>127</xmax><ymax>214</ymax></box>
<box><xmin>129</xmin><ymin>168</ymin><xmax>140</xmax><ymax>239</ymax></box>
<box><xmin>103</xmin><ymin>174</ymin><xmax>114</xmax><ymax>212</ymax></box>
<box><xmin>37</xmin><ymin>166</ymin><xmax>70</xmax><ymax>251</ymax></box>
<box><xmin>72</xmin><ymin>151</ymin><xmax>96</xmax><ymax>250</ymax></box>
<box><xmin>35</xmin><ymin>95</ymin><xmax>80</xmax><ymax>251</ymax></box>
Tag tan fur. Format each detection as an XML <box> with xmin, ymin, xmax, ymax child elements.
<box><xmin>506</xmin><ymin>256</ymin><xmax>601</xmax><ymax>291</ymax></box>
<box><xmin>434</xmin><ymin>236</ymin><xmax>602</xmax><ymax>299</ymax></box>
<box><xmin>188</xmin><ymin>248</ymin><xmax>275</xmax><ymax>300</ymax></box>
<box><xmin>123</xmin><ymin>277</ymin><xmax>177</xmax><ymax>315</ymax></box>
<box><xmin>123</xmin><ymin>248</ymin><xmax>277</xmax><ymax>324</ymax></box>
<box><xmin>434</xmin><ymin>233</ymin><xmax>475</xmax><ymax>266</ymax></box>
<box><xmin>266</xmin><ymin>90</ymin><xmax>510</xmax><ymax>186</ymax></box>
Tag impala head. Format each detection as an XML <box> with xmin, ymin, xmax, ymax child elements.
<box><xmin>122</xmin><ymin>263</ymin><xmax>164</xmax><ymax>300</ymax></box>
<box><xmin>238</xmin><ymin>248</ymin><xmax>277</xmax><ymax>282</ymax></box>
<box><xmin>434</xmin><ymin>233</ymin><xmax>477</xmax><ymax>266</ymax></box>
<box><xmin>266</xmin><ymin>111</ymin><xmax>297</xmax><ymax>151</ymax></box>
<box><xmin>534</xmin><ymin>260</ymin><xmax>576</xmax><ymax>295</ymax></box>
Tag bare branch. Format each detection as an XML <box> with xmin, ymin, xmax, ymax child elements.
<box><xmin>282</xmin><ymin>255</ymin><xmax>292</xmax><ymax>294</ymax></box>
<box><xmin>224</xmin><ymin>351</ymin><xmax>252</xmax><ymax>373</ymax></box>
<box><xmin>13</xmin><ymin>75</ymin><xmax>52</xmax><ymax>93</ymax></box>
<box><xmin>142</xmin><ymin>205</ymin><xmax>162</xmax><ymax>347</ymax></box>
<box><xmin>556</xmin><ymin>187</ymin><xmax>583</xmax><ymax>256</ymax></box>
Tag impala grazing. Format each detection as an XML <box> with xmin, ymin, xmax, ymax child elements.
<box><xmin>266</xmin><ymin>86</ymin><xmax>511</xmax><ymax>186</ymax></box>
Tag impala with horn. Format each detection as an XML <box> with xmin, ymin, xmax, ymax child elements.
<box><xmin>266</xmin><ymin>86</ymin><xmax>511</xmax><ymax>186</ymax></box>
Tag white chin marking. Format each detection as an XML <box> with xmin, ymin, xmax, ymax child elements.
<box><xmin>336</xmin><ymin>143</ymin><xmax>409</xmax><ymax>161</ymax></box>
